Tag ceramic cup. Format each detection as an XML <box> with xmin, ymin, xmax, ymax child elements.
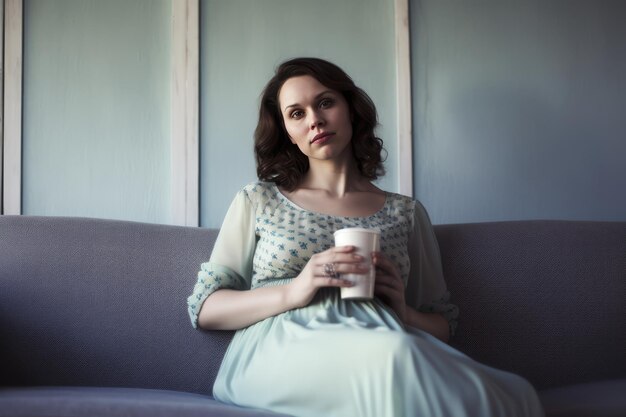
<box><xmin>333</xmin><ymin>227</ymin><xmax>381</xmax><ymax>300</ymax></box>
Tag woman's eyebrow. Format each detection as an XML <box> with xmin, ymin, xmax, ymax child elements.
<box><xmin>283</xmin><ymin>90</ymin><xmax>335</xmax><ymax>112</ymax></box>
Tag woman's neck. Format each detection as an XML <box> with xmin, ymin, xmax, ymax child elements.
<box><xmin>301</xmin><ymin>157</ymin><xmax>371</xmax><ymax>197</ymax></box>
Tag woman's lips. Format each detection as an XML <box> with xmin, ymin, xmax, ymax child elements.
<box><xmin>311</xmin><ymin>132</ymin><xmax>335</xmax><ymax>144</ymax></box>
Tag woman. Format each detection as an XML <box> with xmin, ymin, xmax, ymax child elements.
<box><xmin>188</xmin><ymin>57</ymin><xmax>544</xmax><ymax>417</ymax></box>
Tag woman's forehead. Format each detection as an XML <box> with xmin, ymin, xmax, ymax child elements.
<box><xmin>279</xmin><ymin>76</ymin><xmax>337</xmax><ymax>107</ymax></box>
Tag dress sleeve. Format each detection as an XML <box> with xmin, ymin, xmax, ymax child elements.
<box><xmin>187</xmin><ymin>189</ymin><xmax>257</xmax><ymax>329</ymax></box>
<box><xmin>404</xmin><ymin>201</ymin><xmax>459</xmax><ymax>337</ymax></box>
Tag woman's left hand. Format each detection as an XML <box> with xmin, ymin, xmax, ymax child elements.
<box><xmin>372</xmin><ymin>252</ymin><xmax>407</xmax><ymax>324</ymax></box>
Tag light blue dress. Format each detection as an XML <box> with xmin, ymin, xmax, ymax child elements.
<box><xmin>188</xmin><ymin>182</ymin><xmax>544</xmax><ymax>417</ymax></box>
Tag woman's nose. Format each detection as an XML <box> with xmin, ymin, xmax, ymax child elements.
<box><xmin>309</xmin><ymin>110</ymin><xmax>325</xmax><ymax>129</ymax></box>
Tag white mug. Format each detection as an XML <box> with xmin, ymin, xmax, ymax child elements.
<box><xmin>333</xmin><ymin>227</ymin><xmax>381</xmax><ymax>300</ymax></box>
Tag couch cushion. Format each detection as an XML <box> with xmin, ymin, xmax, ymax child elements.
<box><xmin>539</xmin><ymin>379</ymin><xmax>626</xmax><ymax>417</ymax></box>
<box><xmin>0</xmin><ymin>216</ymin><xmax>232</xmax><ymax>394</ymax></box>
<box><xmin>435</xmin><ymin>221</ymin><xmax>626</xmax><ymax>389</ymax></box>
<box><xmin>0</xmin><ymin>387</ymin><xmax>291</xmax><ymax>417</ymax></box>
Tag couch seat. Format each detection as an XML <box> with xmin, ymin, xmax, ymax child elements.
<box><xmin>0</xmin><ymin>386</ymin><xmax>290</xmax><ymax>417</ymax></box>
<box><xmin>540</xmin><ymin>379</ymin><xmax>626</xmax><ymax>417</ymax></box>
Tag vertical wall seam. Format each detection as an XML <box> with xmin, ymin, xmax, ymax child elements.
<box><xmin>3</xmin><ymin>0</ymin><xmax>22</xmax><ymax>215</ymax></box>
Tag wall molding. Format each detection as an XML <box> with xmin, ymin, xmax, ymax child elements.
<box><xmin>2</xmin><ymin>0</ymin><xmax>400</xmax><ymax>219</ymax></box>
<box><xmin>1</xmin><ymin>0</ymin><xmax>4</xmax><ymax>213</ymax></box>
<box><xmin>3</xmin><ymin>0</ymin><xmax>22</xmax><ymax>215</ymax></box>
<box><xmin>394</xmin><ymin>0</ymin><xmax>413</xmax><ymax>197</ymax></box>
<box><xmin>1</xmin><ymin>0</ymin><xmax>201</xmax><ymax>224</ymax></box>
<box><xmin>171</xmin><ymin>0</ymin><xmax>199</xmax><ymax>226</ymax></box>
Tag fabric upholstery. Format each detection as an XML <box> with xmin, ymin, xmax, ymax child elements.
<box><xmin>1</xmin><ymin>215</ymin><xmax>625</xmax><ymax>417</ymax></box>
<box><xmin>0</xmin><ymin>216</ymin><xmax>233</xmax><ymax>394</ymax></box>
<box><xmin>436</xmin><ymin>220</ymin><xmax>626</xmax><ymax>389</ymax></box>
<box><xmin>0</xmin><ymin>387</ymin><xmax>290</xmax><ymax>417</ymax></box>
<box><xmin>539</xmin><ymin>378</ymin><xmax>626</xmax><ymax>417</ymax></box>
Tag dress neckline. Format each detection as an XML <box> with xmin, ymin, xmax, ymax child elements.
<box><xmin>271</xmin><ymin>183</ymin><xmax>389</xmax><ymax>220</ymax></box>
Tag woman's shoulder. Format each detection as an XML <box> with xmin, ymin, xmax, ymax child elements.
<box><xmin>382</xmin><ymin>190</ymin><xmax>418</xmax><ymax>212</ymax></box>
<box><xmin>237</xmin><ymin>181</ymin><xmax>279</xmax><ymax>206</ymax></box>
<box><xmin>240</xmin><ymin>181</ymin><xmax>274</xmax><ymax>194</ymax></box>
<box><xmin>380</xmin><ymin>191</ymin><xmax>435</xmax><ymax>228</ymax></box>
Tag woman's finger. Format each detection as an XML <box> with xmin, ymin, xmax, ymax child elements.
<box><xmin>375</xmin><ymin>281</ymin><xmax>406</xmax><ymax>305</ymax></box>
<box><xmin>317</xmin><ymin>263</ymin><xmax>370</xmax><ymax>278</ymax></box>
<box><xmin>320</xmin><ymin>252</ymin><xmax>364</xmax><ymax>266</ymax></box>
<box><xmin>374</xmin><ymin>283</ymin><xmax>396</xmax><ymax>296</ymax></box>
<box><xmin>316</xmin><ymin>276</ymin><xmax>354</xmax><ymax>287</ymax></box>
<box><xmin>331</xmin><ymin>245</ymin><xmax>356</xmax><ymax>254</ymax></box>
<box><xmin>375</xmin><ymin>274</ymin><xmax>404</xmax><ymax>291</ymax></box>
<box><xmin>312</xmin><ymin>250</ymin><xmax>361</xmax><ymax>270</ymax></box>
<box><xmin>374</xmin><ymin>283</ymin><xmax>404</xmax><ymax>299</ymax></box>
<box><xmin>372</xmin><ymin>252</ymin><xmax>399</xmax><ymax>274</ymax></box>
<box><xmin>374</xmin><ymin>284</ymin><xmax>403</xmax><ymax>302</ymax></box>
<box><xmin>374</xmin><ymin>261</ymin><xmax>404</xmax><ymax>284</ymax></box>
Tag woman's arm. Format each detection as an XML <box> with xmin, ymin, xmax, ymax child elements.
<box><xmin>373</xmin><ymin>252</ymin><xmax>450</xmax><ymax>343</ymax></box>
<box><xmin>197</xmin><ymin>286</ymin><xmax>293</xmax><ymax>330</ymax></box>
<box><xmin>405</xmin><ymin>307</ymin><xmax>450</xmax><ymax>343</ymax></box>
<box><xmin>402</xmin><ymin>200</ymin><xmax>459</xmax><ymax>341</ymax></box>
<box><xmin>197</xmin><ymin>246</ymin><xmax>366</xmax><ymax>331</ymax></box>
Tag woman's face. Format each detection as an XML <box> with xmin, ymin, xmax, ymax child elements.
<box><xmin>278</xmin><ymin>75</ymin><xmax>353</xmax><ymax>162</ymax></box>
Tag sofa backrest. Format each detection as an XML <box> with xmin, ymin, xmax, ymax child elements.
<box><xmin>1</xmin><ymin>216</ymin><xmax>625</xmax><ymax>393</ymax></box>
<box><xmin>0</xmin><ymin>216</ymin><xmax>230</xmax><ymax>396</ymax></box>
<box><xmin>437</xmin><ymin>220</ymin><xmax>626</xmax><ymax>389</ymax></box>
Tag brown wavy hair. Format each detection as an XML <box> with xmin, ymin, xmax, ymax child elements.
<box><xmin>254</xmin><ymin>57</ymin><xmax>386</xmax><ymax>190</ymax></box>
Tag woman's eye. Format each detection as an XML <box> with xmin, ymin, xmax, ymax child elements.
<box><xmin>319</xmin><ymin>98</ymin><xmax>334</xmax><ymax>108</ymax></box>
<box><xmin>290</xmin><ymin>110</ymin><xmax>304</xmax><ymax>119</ymax></box>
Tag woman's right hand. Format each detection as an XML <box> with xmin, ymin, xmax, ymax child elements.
<box><xmin>285</xmin><ymin>245</ymin><xmax>371</xmax><ymax>308</ymax></box>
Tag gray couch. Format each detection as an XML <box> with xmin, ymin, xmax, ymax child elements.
<box><xmin>1</xmin><ymin>215</ymin><xmax>625</xmax><ymax>417</ymax></box>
